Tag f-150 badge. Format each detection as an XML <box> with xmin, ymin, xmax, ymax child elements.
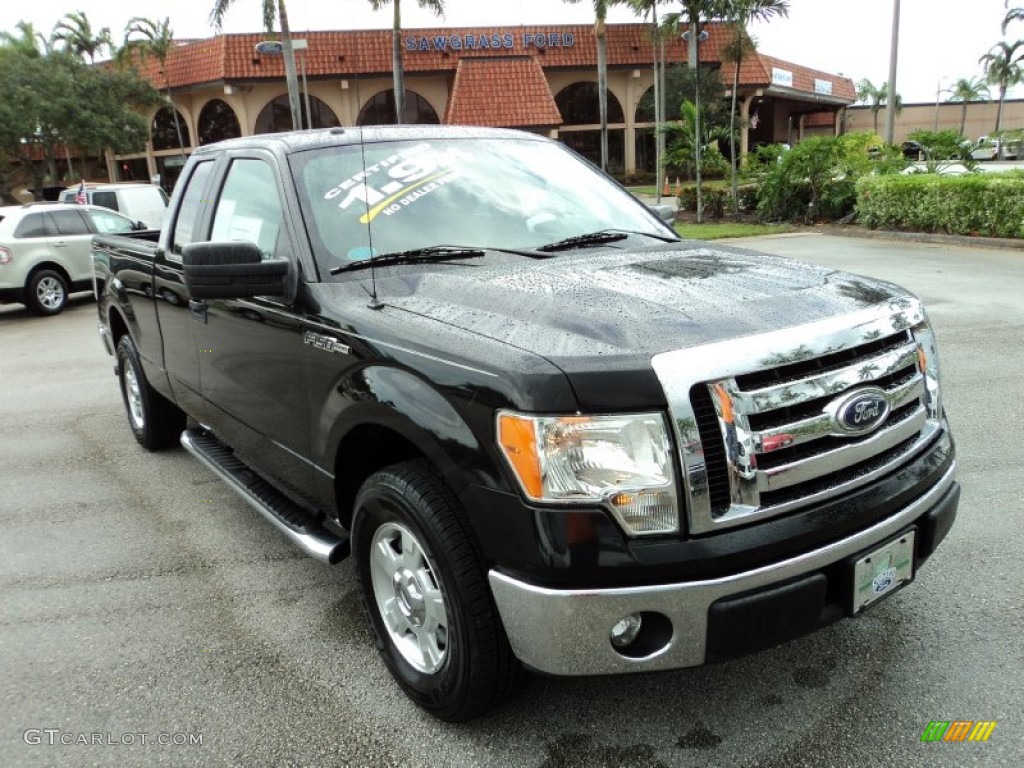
<box><xmin>303</xmin><ymin>331</ymin><xmax>350</xmax><ymax>355</ymax></box>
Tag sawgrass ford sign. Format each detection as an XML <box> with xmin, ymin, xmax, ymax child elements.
<box><xmin>405</xmin><ymin>30</ymin><xmax>576</xmax><ymax>52</ymax></box>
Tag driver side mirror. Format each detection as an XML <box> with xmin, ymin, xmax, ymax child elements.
<box><xmin>181</xmin><ymin>241</ymin><xmax>291</xmax><ymax>301</ymax></box>
<box><xmin>648</xmin><ymin>204</ymin><xmax>676</xmax><ymax>222</ymax></box>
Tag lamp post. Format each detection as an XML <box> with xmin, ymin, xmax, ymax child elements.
<box><xmin>933</xmin><ymin>75</ymin><xmax>949</xmax><ymax>132</ymax></box>
<box><xmin>683</xmin><ymin>28</ymin><xmax>709</xmax><ymax>223</ymax></box>
<box><xmin>255</xmin><ymin>39</ymin><xmax>305</xmax><ymax>130</ymax></box>
<box><xmin>884</xmin><ymin>0</ymin><xmax>901</xmax><ymax>145</ymax></box>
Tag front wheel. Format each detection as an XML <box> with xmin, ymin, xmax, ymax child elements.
<box><xmin>352</xmin><ymin>460</ymin><xmax>523</xmax><ymax>721</ymax></box>
<box><xmin>116</xmin><ymin>335</ymin><xmax>185</xmax><ymax>450</ymax></box>
<box><xmin>25</xmin><ymin>269</ymin><xmax>68</xmax><ymax>315</ymax></box>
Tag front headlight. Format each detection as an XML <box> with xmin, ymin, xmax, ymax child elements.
<box><xmin>913</xmin><ymin>319</ymin><xmax>942</xmax><ymax>422</ymax></box>
<box><xmin>497</xmin><ymin>411</ymin><xmax>679</xmax><ymax>536</ymax></box>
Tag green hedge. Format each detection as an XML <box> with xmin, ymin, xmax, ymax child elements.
<box><xmin>677</xmin><ymin>184</ymin><xmax>758</xmax><ymax>219</ymax></box>
<box><xmin>857</xmin><ymin>173</ymin><xmax>1024</xmax><ymax>238</ymax></box>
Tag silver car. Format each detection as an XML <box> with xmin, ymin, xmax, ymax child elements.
<box><xmin>0</xmin><ymin>202</ymin><xmax>141</xmax><ymax>315</ymax></box>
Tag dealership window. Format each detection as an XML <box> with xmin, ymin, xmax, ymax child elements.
<box><xmin>151</xmin><ymin>107</ymin><xmax>191</xmax><ymax>151</ymax></box>
<box><xmin>635</xmin><ymin>87</ymin><xmax>656</xmax><ymax>124</ymax></box>
<box><xmin>198</xmin><ymin>99</ymin><xmax>242</xmax><ymax>145</ymax></box>
<box><xmin>555</xmin><ymin>82</ymin><xmax>624</xmax><ymax>125</ymax></box>
<box><xmin>255</xmin><ymin>94</ymin><xmax>341</xmax><ymax>134</ymax></box>
<box><xmin>559</xmin><ymin>130</ymin><xmax>625</xmax><ymax>175</ymax></box>
<box><xmin>357</xmin><ymin>89</ymin><xmax>440</xmax><ymax>126</ymax></box>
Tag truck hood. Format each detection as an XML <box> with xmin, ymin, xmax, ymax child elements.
<box><xmin>372</xmin><ymin>241</ymin><xmax>909</xmax><ymax>364</ymax></box>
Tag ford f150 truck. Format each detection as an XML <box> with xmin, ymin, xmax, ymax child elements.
<box><xmin>93</xmin><ymin>126</ymin><xmax>959</xmax><ymax>721</ymax></box>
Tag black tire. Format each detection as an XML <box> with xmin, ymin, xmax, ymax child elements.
<box><xmin>116</xmin><ymin>335</ymin><xmax>185</xmax><ymax>450</ymax></box>
<box><xmin>352</xmin><ymin>460</ymin><xmax>524</xmax><ymax>721</ymax></box>
<box><xmin>25</xmin><ymin>269</ymin><xmax>68</xmax><ymax>316</ymax></box>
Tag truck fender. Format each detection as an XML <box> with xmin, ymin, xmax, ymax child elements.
<box><xmin>318</xmin><ymin>365</ymin><xmax>503</xmax><ymax>523</ymax></box>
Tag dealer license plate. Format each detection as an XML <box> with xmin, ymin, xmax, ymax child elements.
<box><xmin>852</xmin><ymin>531</ymin><xmax>915</xmax><ymax>614</ymax></box>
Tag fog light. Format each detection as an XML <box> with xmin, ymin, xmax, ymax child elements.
<box><xmin>610</xmin><ymin>613</ymin><xmax>643</xmax><ymax>648</ymax></box>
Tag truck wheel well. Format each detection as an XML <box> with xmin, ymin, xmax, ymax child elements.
<box><xmin>334</xmin><ymin>424</ymin><xmax>425</xmax><ymax>530</ymax></box>
<box><xmin>108</xmin><ymin>307</ymin><xmax>129</xmax><ymax>347</ymax></box>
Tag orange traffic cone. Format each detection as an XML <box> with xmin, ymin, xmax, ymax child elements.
<box><xmin>662</xmin><ymin>175</ymin><xmax>670</xmax><ymax>196</ymax></box>
<box><xmin>675</xmin><ymin>176</ymin><xmax>682</xmax><ymax>196</ymax></box>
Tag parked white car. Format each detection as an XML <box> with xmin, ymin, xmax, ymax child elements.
<box><xmin>59</xmin><ymin>182</ymin><xmax>169</xmax><ymax>229</ymax></box>
<box><xmin>0</xmin><ymin>202</ymin><xmax>141</xmax><ymax>315</ymax></box>
<box><xmin>970</xmin><ymin>135</ymin><xmax>1022</xmax><ymax>161</ymax></box>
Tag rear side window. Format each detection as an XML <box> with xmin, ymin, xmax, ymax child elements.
<box><xmin>171</xmin><ymin>161</ymin><xmax>215</xmax><ymax>256</ymax></box>
<box><xmin>50</xmin><ymin>209</ymin><xmax>92</xmax><ymax>236</ymax></box>
<box><xmin>13</xmin><ymin>213</ymin><xmax>53</xmax><ymax>238</ymax></box>
<box><xmin>92</xmin><ymin>191</ymin><xmax>119</xmax><ymax>211</ymax></box>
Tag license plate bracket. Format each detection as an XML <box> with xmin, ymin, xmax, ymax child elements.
<box><xmin>852</xmin><ymin>530</ymin><xmax>916</xmax><ymax>614</ymax></box>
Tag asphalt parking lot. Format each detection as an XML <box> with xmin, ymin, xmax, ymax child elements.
<box><xmin>1</xmin><ymin>234</ymin><xmax>1021</xmax><ymax>767</ymax></box>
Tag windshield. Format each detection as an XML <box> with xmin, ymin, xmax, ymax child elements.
<box><xmin>290</xmin><ymin>135</ymin><xmax>674</xmax><ymax>277</ymax></box>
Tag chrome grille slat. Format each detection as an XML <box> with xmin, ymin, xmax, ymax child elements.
<box><xmin>757</xmin><ymin>406</ymin><xmax>927</xmax><ymax>492</ymax></box>
<box><xmin>738</xmin><ymin>341</ymin><xmax>920</xmax><ymax>413</ymax></box>
<box><xmin>757</xmin><ymin>375</ymin><xmax>925</xmax><ymax>449</ymax></box>
<box><xmin>651</xmin><ymin>298</ymin><xmax>944</xmax><ymax>535</ymax></box>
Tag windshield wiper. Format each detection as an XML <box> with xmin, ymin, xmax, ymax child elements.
<box><xmin>536</xmin><ymin>229</ymin><xmax>677</xmax><ymax>253</ymax></box>
<box><xmin>330</xmin><ymin>245</ymin><xmax>485</xmax><ymax>274</ymax></box>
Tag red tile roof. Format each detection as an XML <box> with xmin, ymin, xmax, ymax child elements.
<box><xmin>444</xmin><ymin>57</ymin><xmax>561</xmax><ymax>127</ymax></box>
<box><xmin>126</xmin><ymin>24</ymin><xmax>853</xmax><ymax>104</ymax></box>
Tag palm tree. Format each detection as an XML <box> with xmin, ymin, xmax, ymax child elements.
<box><xmin>979</xmin><ymin>41</ymin><xmax>1023</xmax><ymax>133</ymax></box>
<box><xmin>561</xmin><ymin>1</ymin><xmax>620</xmax><ymax>172</ymax></box>
<box><xmin>51</xmin><ymin>11</ymin><xmax>111</xmax><ymax>63</ymax></box>
<box><xmin>1003</xmin><ymin>2</ymin><xmax>1024</xmax><ymax>33</ymax></box>
<box><xmin>946</xmin><ymin>76</ymin><xmax>990</xmax><ymax>136</ymax></box>
<box><xmin>0</xmin><ymin>21</ymin><xmax>52</xmax><ymax>57</ymax></box>
<box><xmin>719</xmin><ymin>0</ymin><xmax>788</xmax><ymax>212</ymax></box>
<box><xmin>677</xmin><ymin>0</ymin><xmax>726</xmax><ymax>222</ymax></box>
<box><xmin>369</xmin><ymin>1</ymin><xmax>446</xmax><ymax>125</ymax></box>
<box><xmin>624</xmin><ymin>1</ymin><xmax>671</xmax><ymax>198</ymax></box>
<box><xmin>856</xmin><ymin>79</ymin><xmax>901</xmax><ymax>135</ymax></box>
<box><xmin>211</xmin><ymin>0</ymin><xmax>302</xmax><ymax>131</ymax></box>
<box><xmin>121</xmin><ymin>18</ymin><xmax>187</xmax><ymax>154</ymax></box>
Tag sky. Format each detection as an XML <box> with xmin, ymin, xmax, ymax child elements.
<box><xmin>1</xmin><ymin>0</ymin><xmax>1021</xmax><ymax>104</ymax></box>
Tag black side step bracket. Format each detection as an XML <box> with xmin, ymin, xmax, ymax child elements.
<box><xmin>181</xmin><ymin>428</ymin><xmax>349</xmax><ymax>564</ymax></box>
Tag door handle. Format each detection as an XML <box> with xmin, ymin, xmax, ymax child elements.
<box><xmin>53</xmin><ymin>241</ymin><xmax>68</xmax><ymax>248</ymax></box>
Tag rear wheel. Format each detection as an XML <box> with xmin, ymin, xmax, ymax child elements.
<box><xmin>352</xmin><ymin>460</ymin><xmax>523</xmax><ymax>721</ymax></box>
<box><xmin>25</xmin><ymin>269</ymin><xmax>68</xmax><ymax>315</ymax></box>
<box><xmin>116</xmin><ymin>335</ymin><xmax>185</xmax><ymax>450</ymax></box>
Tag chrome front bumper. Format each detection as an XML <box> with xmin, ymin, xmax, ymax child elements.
<box><xmin>489</xmin><ymin>464</ymin><xmax>956</xmax><ymax>676</ymax></box>
<box><xmin>98</xmin><ymin>323</ymin><xmax>115</xmax><ymax>356</ymax></box>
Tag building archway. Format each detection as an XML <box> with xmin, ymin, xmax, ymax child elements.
<box><xmin>197</xmin><ymin>99</ymin><xmax>242</xmax><ymax>145</ymax></box>
<box><xmin>254</xmin><ymin>94</ymin><xmax>341</xmax><ymax>134</ymax></box>
<box><xmin>357</xmin><ymin>89</ymin><xmax>440</xmax><ymax>126</ymax></box>
<box><xmin>555</xmin><ymin>81</ymin><xmax>624</xmax><ymax>125</ymax></box>
<box><xmin>555</xmin><ymin>82</ymin><xmax>625</xmax><ymax>173</ymax></box>
<box><xmin>151</xmin><ymin>106</ymin><xmax>191</xmax><ymax>151</ymax></box>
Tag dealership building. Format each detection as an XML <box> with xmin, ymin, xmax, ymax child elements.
<box><xmin>111</xmin><ymin>23</ymin><xmax>856</xmax><ymax>188</ymax></box>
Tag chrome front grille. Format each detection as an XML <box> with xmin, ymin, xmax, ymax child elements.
<box><xmin>651</xmin><ymin>298</ymin><xmax>944</xmax><ymax>534</ymax></box>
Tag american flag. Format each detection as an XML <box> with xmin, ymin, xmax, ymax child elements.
<box><xmin>74</xmin><ymin>181</ymin><xmax>86</xmax><ymax>205</ymax></box>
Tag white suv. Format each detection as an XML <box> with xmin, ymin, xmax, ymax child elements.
<box><xmin>0</xmin><ymin>203</ymin><xmax>141</xmax><ymax>315</ymax></box>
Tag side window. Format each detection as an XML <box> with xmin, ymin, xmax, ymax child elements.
<box><xmin>171</xmin><ymin>161</ymin><xmax>215</xmax><ymax>257</ymax></box>
<box><xmin>210</xmin><ymin>159</ymin><xmax>285</xmax><ymax>261</ymax></box>
<box><xmin>50</xmin><ymin>209</ymin><xmax>92</xmax><ymax>236</ymax></box>
<box><xmin>13</xmin><ymin>213</ymin><xmax>50</xmax><ymax>239</ymax></box>
<box><xmin>92</xmin><ymin>191</ymin><xmax>119</xmax><ymax>211</ymax></box>
<box><xmin>86</xmin><ymin>209</ymin><xmax>135</xmax><ymax>234</ymax></box>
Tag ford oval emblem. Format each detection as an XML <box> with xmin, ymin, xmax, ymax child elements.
<box><xmin>827</xmin><ymin>388</ymin><xmax>890</xmax><ymax>436</ymax></box>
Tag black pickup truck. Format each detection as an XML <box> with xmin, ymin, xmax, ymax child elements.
<box><xmin>93</xmin><ymin>126</ymin><xmax>959</xmax><ymax>721</ymax></box>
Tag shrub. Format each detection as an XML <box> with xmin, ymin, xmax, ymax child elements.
<box><xmin>857</xmin><ymin>172</ymin><xmax>1024</xmax><ymax>238</ymax></box>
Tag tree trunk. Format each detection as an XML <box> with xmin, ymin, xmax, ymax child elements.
<box><xmin>278</xmin><ymin>0</ymin><xmax>303</xmax><ymax>130</ymax></box>
<box><xmin>652</xmin><ymin>10</ymin><xmax>661</xmax><ymax>202</ymax></box>
<box><xmin>729</xmin><ymin>25</ymin><xmax>741</xmax><ymax>214</ymax></box>
<box><xmin>165</xmin><ymin>79</ymin><xmax>187</xmax><ymax>155</ymax></box>
<box><xmin>960</xmin><ymin>103</ymin><xmax>967</xmax><ymax>136</ymax></box>
<box><xmin>995</xmin><ymin>86</ymin><xmax>1005</xmax><ymax>134</ymax></box>
<box><xmin>392</xmin><ymin>0</ymin><xmax>405</xmax><ymax>124</ymax></box>
<box><xmin>597</xmin><ymin>19</ymin><xmax>608</xmax><ymax>172</ymax></box>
